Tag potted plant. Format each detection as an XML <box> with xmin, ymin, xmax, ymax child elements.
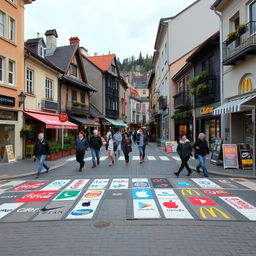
<box><xmin>62</xmin><ymin>144</ymin><xmax>71</xmax><ymax>157</ymax></box>
<box><xmin>226</xmin><ymin>31</ymin><xmax>238</xmax><ymax>45</ymax></box>
<box><xmin>47</xmin><ymin>141</ymin><xmax>62</xmax><ymax>160</ymax></box>
<box><xmin>237</xmin><ymin>24</ymin><xmax>247</xmax><ymax>36</ymax></box>
<box><xmin>73</xmin><ymin>100</ymin><xmax>80</xmax><ymax>106</ymax></box>
<box><xmin>197</xmin><ymin>83</ymin><xmax>209</xmax><ymax>95</ymax></box>
<box><xmin>191</xmin><ymin>87</ymin><xmax>198</xmax><ymax>95</ymax></box>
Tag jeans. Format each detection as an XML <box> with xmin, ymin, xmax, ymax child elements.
<box><xmin>76</xmin><ymin>152</ymin><xmax>85</xmax><ymax>168</ymax></box>
<box><xmin>37</xmin><ymin>155</ymin><xmax>49</xmax><ymax>175</ymax></box>
<box><xmin>91</xmin><ymin>148</ymin><xmax>100</xmax><ymax>166</ymax></box>
<box><xmin>114</xmin><ymin>142</ymin><xmax>121</xmax><ymax>158</ymax></box>
<box><xmin>198</xmin><ymin>154</ymin><xmax>208</xmax><ymax>175</ymax></box>
<box><xmin>138</xmin><ymin>145</ymin><xmax>146</xmax><ymax>158</ymax></box>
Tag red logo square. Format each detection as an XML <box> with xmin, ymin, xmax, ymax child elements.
<box><xmin>14</xmin><ymin>191</ymin><xmax>58</xmax><ymax>202</ymax></box>
<box><xmin>201</xmin><ymin>189</ymin><xmax>233</xmax><ymax>197</ymax></box>
<box><xmin>12</xmin><ymin>182</ymin><xmax>47</xmax><ymax>191</ymax></box>
<box><xmin>188</xmin><ymin>197</ymin><xmax>217</xmax><ymax>206</ymax></box>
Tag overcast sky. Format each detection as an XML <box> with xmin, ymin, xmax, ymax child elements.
<box><xmin>25</xmin><ymin>0</ymin><xmax>196</xmax><ymax>61</ymax></box>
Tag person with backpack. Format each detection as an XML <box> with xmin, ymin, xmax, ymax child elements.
<box><xmin>174</xmin><ymin>134</ymin><xmax>192</xmax><ymax>177</ymax></box>
<box><xmin>33</xmin><ymin>132</ymin><xmax>50</xmax><ymax>178</ymax></box>
<box><xmin>193</xmin><ymin>132</ymin><xmax>210</xmax><ymax>177</ymax></box>
<box><xmin>122</xmin><ymin>132</ymin><xmax>132</xmax><ymax>164</ymax></box>
<box><xmin>74</xmin><ymin>131</ymin><xmax>89</xmax><ymax>172</ymax></box>
<box><xmin>89</xmin><ymin>129</ymin><xmax>103</xmax><ymax>168</ymax></box>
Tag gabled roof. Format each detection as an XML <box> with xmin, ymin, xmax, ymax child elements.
<box><xmin>211</xmin><ymin>0</ymin><xmax>223</xmax><ymax>9</ymax></box>
<box><xmin>46</xmin><ymin>44</ymin><xmax>78</xmax><ymax>72</ymax></box>
<box><xmin>26</xmin><ymin>37</ymin><xmax>46</xmax><ymax>47</ymax></box>
<box><xmin>87</xmin><ymin>54</ymin><xmax>116</xmax><ymax>72</ymax></box>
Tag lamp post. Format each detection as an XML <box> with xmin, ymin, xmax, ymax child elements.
<box><xmin>18</xmin><ymin>92</ymin><xmax>26</xmax><ymax>159</ymax></box>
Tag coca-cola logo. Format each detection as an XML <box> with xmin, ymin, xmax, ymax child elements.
<box><xmin>70</xmin><ymin>180</ymin><xmax>84</xmax><ymax>189</ymax></box>
<box><xmin>14</xmin><ymin>191</ymin><xmax>58</xmax><ymax>203</ymax></box>
<box><xmin>12</xmin><ymin>182</ymin><xmax>47</xmax><ymax>191</ymax></box>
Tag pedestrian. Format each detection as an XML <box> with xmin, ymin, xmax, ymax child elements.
<box><xmin>174</xmin><ymin>134</ymin><xmax>192</xmax><ymax>177</ymax></box>
<box><xmin>122</xmin><ymin>132</ymin><xmax>132</xmax><ymax>164</ymax></box>
<box><xmin>132</xmin><ymin>130</ymin><xmax>137</xmax><ymax>144</ymax></box>
<box><xmin>106</xmin><ymin>129</ymin><xmax>112</xmax><ymax>140</ymax></box>
<box><xmin>74</xmin><ymin>131</ymin><xmax>89</xmax><ymax>172</ymax></box>
<box><xmin>89</xmin><ymin>130</ymin><xmax>103</xmax><ymax>168</ymax></box>
<box><xmin>136</xmin><ymin>129</ymin><xmax>148</xmax><ymax>164</ymax></box>
<box><xmin>113</xmin><ymin>129</ymin><xmax>122</xmax><ymax>158</ymax></box>
<box><xmin>193</xmin><ymin>132</ymin><xmax>210</xmax><ymax>177</ymax></box>
<box><xmin>33</xmin><ymin>132</ymin><xmax>50</xmax><ymax>178</ymax></box>
<box><xmin>106</xmin><ymin>133</ymin><xmax>114</xmax><ymax>166</ymax></box>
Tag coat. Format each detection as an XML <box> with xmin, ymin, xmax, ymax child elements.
<box><xmin>177</xmin><ymin>139</ymin><xmax>192</xmax><ymax>160</ymax></box>
<box><xmin>121</xmin><ymin>137</ymin><xmax>132</xmax><ymax>154</ymax></box>
<box><xmin>75</xmin><ymin>137</ymin><xmax>89</xmax><ymax>153</ymax></box>
<box><xmin>89</xmin><ymin>136</ymin><xmax>103</xmax><ymax>150</ymax></box>
<box><xmin>33</xmin><ymin>139</ymin><xmax>50</xmax><ymax>157</ymax></box>
<box><xmin>193</xmin><ymin>139</ymin><xmax>209</xmax><ymax>156</ymax></box>
<box><xmin>136</xmin><ymin>134</ymin><xmax>149</xmax><ymax>146</ymax></box>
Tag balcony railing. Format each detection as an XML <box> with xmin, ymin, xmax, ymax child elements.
<box><xmin>173</xmin><ymin>91</ymin><xmax>191</xmax><ymax>109</ymax></box>
<box><xmin>106</xmin><ymin>109</ymin><xmax>119</xmax><ymax>119</ymax></box>
<box><xmin>66</xmin><ymin>102</ymin><xmax>90</xmax><ymax>115</ymax></box>
<box><xmin>223</xmin><ymin>21</ymin><xmax>256</xmax><ymax>65</ymax></box>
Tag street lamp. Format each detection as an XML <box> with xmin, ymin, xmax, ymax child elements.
<box><xmin>18</xmin><ymin>92</ymin><xmax>26</xmax><ymax>107</ymax></box>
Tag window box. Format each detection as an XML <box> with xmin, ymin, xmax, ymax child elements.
<box><xmin>225</xmin><ymin>31</ymin><xmax>239</xmax><ymax>46</ymax></box>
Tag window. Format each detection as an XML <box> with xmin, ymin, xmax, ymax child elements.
<box><xmin>45</xmin><ymin>78</ymin><xmax>53</xmax><ymax>99</ymax></box>
<box><xmin>70</xmin><ymin>64</ymin><xmax>77</xmax><ymax>76</ymax></box>
<box><xmin>8</xmin><ymin>60</ymin><xmax>15</xmax><ymax>85</ymax></box>
<box><xmin>0</xmin><ymin>57</ymin><xmax>4</xmax><ymax>83</ymax></box>
<box><xmin>39</xmin><ymin>46</ymin><xmax>44</xmax><ymax>57</ymax></box>
<box><xmin>0</xmin><ymin>11</ymin><xmax>4</xmax><ymax>37</ymax></box>
<box><xmin>26</xmin><ymin>68</ymin><xmax>33</xmax><ymax>93</ymax></box>
<box><xmin>9</xmin><ymin>0</ymin><xmax>16</xmax><ymax>4</ymax></box>
<box><xmin>111</xmin><ymin>65</ymin><xmax>116</xmax><ymax>73</ymax></box>
<box><xmin>81</xmin><ymin>93</ymin><xmax>85</xmax><ymax>103</ymax></box>
<box><xmin>8</xmin><ymin>17</ymin><xmax>15</xmax><ymax>41</ymax></box>
<box><xmin>72</xmin><ymin>90</ymin><xmax>77</xmax><ymax>103</ymax></box>
<box><xmin>249</xmin><ymin>1</ymin><xmax>256</xmax><ymax>34</ymax></box>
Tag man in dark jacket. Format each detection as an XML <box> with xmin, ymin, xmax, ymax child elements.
<box><xmin>136</xmin><ymin>129</ymin><xmax>149</xmax><ymax>163</ymax></box>
<box><xmin>174</xmin><ymin>134</ymin><xmax>192</xmax><ymax>177</ymax></box>
<box><xmin>33</xmin><ymin>132</ymin><xmax>50</xmax><ymax>178</ymax></box>
<box><xmin>193</xmin><ymin>132</ymin><xmax>210</xmax><ymax>177</ymax></box>
<box><xmin>89</xmin><ymin>129</ymin><xmax>103</xmax><ymax>168</ymax></box>
<box><xmin>75</xmin><ymin>131</ymin><xmax>89</xmax><ymax>172</ymax></box>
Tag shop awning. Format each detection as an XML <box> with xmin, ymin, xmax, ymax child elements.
<box><xmin>25</xmin><ymin>110</ymin><xmax>78</xmax><ymax>129</ymax></box>
<box><xmin>70</xmin><ymin>116</ymin><xmax>100</xmax><ymax>127</ymax></box>
<box><xmin>213</xmin><ymin>94</ymin><xmax>256</xmax><ymax>115</ymax></box>
<box><xmin>103</xmin><ymin>118</ymin><xmax>128</xmax><ymax>128</ymax></box>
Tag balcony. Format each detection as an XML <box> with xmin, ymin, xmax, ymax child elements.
<box><xmin>223</xmin><ymin>21</ymin><xmax>256</xmax><ymax>65</ymax></box>
<box><xmin>106</xmin><ymin>109</ymin><xmax>119</xmax><ymax>119</ymax></box>
<box><xmin>173</xmin><ymin>91</ymin><xmax>191</xmax><ymax>109</ymax></box>
<box><xmin>66</xmin><ymin>102</ymin><xmax>90</xmax><ymax>116</ymax></box>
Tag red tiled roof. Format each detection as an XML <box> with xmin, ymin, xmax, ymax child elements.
<box><xmin>87</xmin><ymin>54</ymin><xmax>115</xmax><ymax>71</ymax></box>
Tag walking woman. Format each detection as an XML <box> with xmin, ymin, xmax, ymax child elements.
<box><xmin>193</xmin><ymin>133</ymin><xmax>210</xmax><ymax>177</ymax></box>
<box><xmin>174</xmin><ymin>134</ymin><xmax>192</xmax><ymax>177</ymax></box>
<box><xmin>106</xmin><ymin>133</ymin><xmax>115</xmax><ymax>166</ymax></box>
<box><xmin>122</xmin><ymin>132</ymin><xmax>132</xmax><ymax>164</ymax></box>
<box><xmin>136</xmin><ymin>129</ymin><xmax>149</xmax><ymax>164</ymax></box>
<box><xmin>75</xmin><ymin>131</ymin><xmax>89</xmax><ymax>172</ymax></box>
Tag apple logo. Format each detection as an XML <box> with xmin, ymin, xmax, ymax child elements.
<box><xmin>163</xmin><ymin>200</ymin><xmax>178</xmax><ymax>208</ymax></box>
<box><xmin>136</xmin><ymin>190</ymin><xmax>149</xmax><ymax>198</ymax></box>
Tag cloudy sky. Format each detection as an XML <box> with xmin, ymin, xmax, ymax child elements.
<box><xmin>25</xmin><ymin>0</ymin><xmax>196</xmax><ymax>61</ymax></box>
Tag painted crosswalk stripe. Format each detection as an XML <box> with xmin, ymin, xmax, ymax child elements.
<box><xmin>66</xmin><ymin>157</ymin><xmax>76</xmax><ymax>162</ymax></box>
<box><xmin>118</xmin><ymin>156</ymin><xmax>125</xmax><ymax>160</ymax></box>
<box><xmin>133</xmin><ymin>156</ymin><xmax>140</xmax><ymax>160</ymax></box>
<box><xmin>100</xmin><ymin>156</ymin><xmax>108</xmax><ymax>161</ymax></box>
<box><xmin>171</xmin><ymin>156</ymin><xmax>181</xmax><ymax>161</ymax></box>
<box><xmin>159</xmin><ymin>156</ymin><xmax>170</xmax><ymax>161</ymax></box>
<box><xmin>84</xmin><ymin>157</ymin><xmax>92</xmax><ymax>161</ymax></box>
<box><xmin>231</xmin><ymin>178</ymin><xmax>256</xmax><ymax>191</ymax></box>
<box><xmin>147</xmin><ymin>156</ymin><xmax>156</xmax><ymax>160</ymax></box>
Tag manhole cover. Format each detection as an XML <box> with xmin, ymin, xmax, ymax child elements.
<box><xmin>93</xmin><ymin>221</ymin><xmax>112</xmax><ymax>228</ymax></box>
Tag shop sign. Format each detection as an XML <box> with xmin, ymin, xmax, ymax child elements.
<box><xmin>5</xmin><ymin>145</ymin><xmax>15</xmax><ymax>163</ymax></box>
<box><xmin>59</xmin><ymin>113</ymin><xmax>68</xmax><ymax>122</ymax></box>
<box><xmin>0</xmin><ymin>95</ymin><xmax>15</xmax><ymax>107</ymax></box>
<box><xmin>93</xmin><ymin>117</ymin><xmax>100</xmax><ymax>123</ymax></box>
<box><xmin>210</xmin><ymin>139</ymin><xmax>223</xmax><ymax>165</ymax></box>
<box><xmin>238</xmin><ymin>144</ymin><xmax>253</xmax><ymax>170</ymax></box>
<box><xmin>165</xmin><ymin>141</ymin><xmax>177</xmax><ymax>153</ymax></box>
<box><xmin>42</xmin><ymin>100</ymin><xmax>58</xmax><ymax>111</ymax></box>
<box><xmin>0</xmin><ymin>110</ymin><xmax>17</xmax><ymax>121</ymax></box>
<box><xmin>200</xmin><ymin>106</ymin><xmax>214</xmax><ymax>115</ymax></box>
<box><xmin>222</xmin><ymin>144</ymin><xmax>239</xmax><ymax>169</ymax></box>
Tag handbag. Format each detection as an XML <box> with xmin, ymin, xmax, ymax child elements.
<box><xmin>194</xmin><ymin>150</ymin><xmax>199</xmax><ymax>159</ymax></box>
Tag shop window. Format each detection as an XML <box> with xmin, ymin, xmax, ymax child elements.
<box><xmin>240</xmin><ymin>78</ymin><xmax>253</xmax><ymax>94</ymax></box>
<box><xmin>45</xmin><ymin>78</ymin><xmax>53</xmax><ymax>99</ymax></box>
<box><xmin>8</xmin><ymin>60</ymin><xmax>15</xmax><ymax>85</ymax></box>
<box><xmin>0</xmin><ymin>124</ymin><xmax>15</xmax><ymax>160</ymax></box>
<box><xmin>0</xmin><ymin>11</ymin><xmax>5</xmax><ymax>37</ymax></box>
<box><xmin>0</xmin><ymin>56</ymin><xmax>4</xmax><ymax>83</ymax></box>
<box><xmin>8</xmin><ymin>16</ymin><xmax>15</xmax><ymax>42</ymax></box>
<box><xmin>26</xmin><ymin>68</ymin><xmax>33</xmax><ymax>93</ymax></box>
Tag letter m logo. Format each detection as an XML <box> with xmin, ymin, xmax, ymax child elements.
<box><xmin>181</xmin><ymin>189</ymin><xmax>201</xmax><ymax>196</ymax></box>
<box><xmin>200</xmin><ymin>207</ymin><xmax>230</xmax><ymax>219</ymax></box>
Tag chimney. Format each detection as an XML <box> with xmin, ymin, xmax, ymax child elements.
<box><xmin>45</xmin><ymin>29</ymin><xmax>58</xmax><ymax>56</ymax></box>
<box><xmin>69</xmin><ymin>37</ymin><xmax>80</xmax><ymax>45</ymax></box>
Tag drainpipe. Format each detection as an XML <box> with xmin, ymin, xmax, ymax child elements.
<box><xmin>213</xmin><ymin>9</ymin><xmax>225</xmax><ymax>142</ymax></box>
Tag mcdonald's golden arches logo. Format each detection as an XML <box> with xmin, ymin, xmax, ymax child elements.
<box><xmin>200</xmin><ymin>207</ymin><xmax>230</xmax><ymax>219</ymax></box>
<box><xmin>181</xmin><ymin>189</ymin><xmax>201</xmax><ymax>196</ymax></box>
<box><xmin>241</xmin><ymin>78</ymin><xmax>252</xmax><ymax>94</ymax></box>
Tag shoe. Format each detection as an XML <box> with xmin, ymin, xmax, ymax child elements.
<box><xmin>139</xmin><ymin>156</ymin><xmax>143</xmax><ymax>164</ymax></box>
<box><xmin>187</xmin><ymin>171</ymin><xmax>192</xmax><ymax>176</ymax></box>
<box><xmin>46</xmin><ymin>167</ymin><xmax>50</xmax><ymax>173</ymax></box>
<box><xmin>204</xmin><ymin>174</ymin><xmax>209</xmax><ymax>177</ymax></box>
<box><xmin>196</xmin><ymin>166</ymin><xmax>200</xmax><ymax>173</ymax></box>
<box><xmin>92</xmin><ymin>165</ymin><xmax>96</xmax><ymax>168</ymax></box>
<box><xmin>97</xmin><ymin>158</ymin><xmax>100</xmax><ymax>165</ymax></box>
<box><xmin>174</xmin><ymin>172</ymin><xmax>179</xmax><ymax>177</ymax></box>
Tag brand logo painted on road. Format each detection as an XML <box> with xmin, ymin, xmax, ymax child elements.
<box><xmin>110</xmin><ymin>179</ymin><xmax>129</xmax><ymax>190</ymax></box>
<box><xmin>201</xmin><ymin>189</ymin><xmax>233</xmax><ymax>197</ymax></box>
<box><xmin>154</xmin><ymin>189</ymin><xmax>178</xmax><ymax>199</ymax></box>
<box><xmin>0</xmin><ymin>203</ymin><xmax>23</xmax><ymax>219</ymax></box>
<box><xmin>14</xmin><ymin>191</ymin><xmax>58</xmax><ymax>203</ymax></box>
<box><xmin>17</xmin><ymin>207</ymin><xmax>40</xmax><ymax>213</ymax></box>
<box><xmin>89</xmin><ymin>179</ymin><xmax>109</xmax><ymax>189</ymax></box>
<box><xmin>83</xmin><ymin>190</ymin><xmax>104</xmax><ymax>200</ymax></box>
<box><xmin>132</xmin><ymin>189</ymin><xmax>153</xmax><ymax>199</ymax></box>
<box><xmin>199</xmin><ymin>207</ymin><xmax>230</xmax><ymax>219</ymax></box>
<box><xmin>181</xmin><ymin>189</ymin><xmax>201</xmax><ymax>196</ymax></box>
<box><xmin>188</xmin><ymin>197</ymin><xmax>217</xmax><ymax>206</ymax></box>
<box><xmin>132</xmin><ymin>178</ymin><xmax>149</xmax><ymax>188</ymax></box>
<box><xmin>150</xmin><ymin>178</ymin><xmax>171</xmax><ymax>188</ymax></box>
<box><xmin>65</xmin><ymin>179</ymin><xmax>89</xmax><ymax>190</ymax></box>
<box><xmin>41</xmin><ymin>180</ymin><xmax>70</xmax><ymax>191</ymax></box>
<box><xmin>53</xmin><ymin>190</ymin><xmax>81</xmax><ymax>201</ymax></box>
<box><xmin>138</xmin><ymin>202</ymin><xmax>152</xmax><ymax>209</ymax></box>
<box><xmin>191</xmin><ymin>178</ymin><xmax>221</xmax><ymax>189</ymax></box>
<box><xmin>133</xmin><ymin>199</ymin><xmax>161</xmax><ymax>219</ymax></box>
<box><xmin>71</xmin><ymin>209</ymin><xmax>93</xmax><ymax>216</ymax></box>
<box><xmin>12</xmin><ymin>182</ymin><xmax>47</xmax><ymax>191</ymax></box>
<box><xmin>176</xmin><ymin>181</ymin><xmax>190</xmax><ymax>187</ymax></box>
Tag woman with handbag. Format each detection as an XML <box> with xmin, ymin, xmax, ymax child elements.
<box><xmin>121</xmin><ymin>132</ymin><xmax>132</xmax><ymax>164</ymax></box>
<box><xmin>174</xmin><ymin>134</ymin><xmax>192</xmax><ymax>177</ymax></box>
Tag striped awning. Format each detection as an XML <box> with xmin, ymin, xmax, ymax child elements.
<box><xmin>213</xmin><ymin>94</ymin><xmax>256</xmax><ymax>115</ymax></box>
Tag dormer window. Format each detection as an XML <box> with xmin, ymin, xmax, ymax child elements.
<box><xmin>111</xmin><ymin>64</ymin><xmax>116</xmax><ymax>73</ymax></box>
<box><xmin>38</xmin><ymin>46</ymin><xmax>44</xmax><ymax>57</ymax></box>
<box><xmin>70</xmin><ymin>64</ymin><xmax>77</xmax><ymax>76</ymax></box>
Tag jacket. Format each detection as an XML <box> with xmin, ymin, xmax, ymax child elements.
<box><xmin>136</xmin><ymin>134</ymin><xmax>149</xmax><ymax>146</ymax></box>
<box><xmin>33</xmin><ymin>139</ymin><xmax>50</xmax><ymax>157</ymax></box>
<box><xmin>75</xmin><ymin>137</ymin><xmax>89</xmax><ymax>153</ymax></box>
<box><xmin>177</xmin><ymin>139</ymin><xmax>192</xmax><ymax>160</ymax></box>
<box><xmin>193</xmin><ymin>139</ymin><xmax>209</xmax><ymax>156</ymax></box>
<box><xmin>89</xmin><ymin>136</ymin><xmax>103</xmax><ymax>150</ymax></box>
<box><xmin>121</xmin><ymin>137</ymin><xmax>132</xmax><ymax>154</ymax></box>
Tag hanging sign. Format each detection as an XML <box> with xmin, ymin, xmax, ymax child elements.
<box><xmin>59</xmin><ymin>113</ymin><xmax>68</xmax><ymax>122</ymax></box>
<box><xmin>238</xmin><ymin>144</ymin><xmax>253</xmax><ymax>170</ymax></box>
<box><xmin>222</xmin><ymin>144</ymin><xmax>239</xmax><ymax>169</ymax></box>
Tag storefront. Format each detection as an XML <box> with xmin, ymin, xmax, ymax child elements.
<box><xmin>102</xmin><ymin>118</ymin><xmax>128</xmax><ymax>137</ymax></box>
<box><xmin>195</xmin><ymin>102</ymin><xmax>221</xmax><ymax>150</ymax></box>
<box><xmin>174</xmin><ymin>118</ymin><xmax>193</xmax><ymax>142</ymax></box>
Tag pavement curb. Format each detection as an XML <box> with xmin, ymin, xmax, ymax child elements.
<box><xmin>0</xmin><ymin>162</ymin><xmax>67</xmax><ymax>181</ymax></box>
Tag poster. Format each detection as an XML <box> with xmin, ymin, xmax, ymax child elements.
<box><xmin>210</xmin><ymin>139</ymin><xmax>223</xmax><ymax>165</ymax></box>
<box><xmin>165</xmin><ymin>141</ymin><xmax>178</xmax><ymax>153</ymax></box>
<box><xmin>161</xmin><ymin>139</ymin><xmax>169</xmax><ymax>148</ymax></box>
<box><xmin>222</xmin><ymin>144</ymin><xmax>239</xmax><ymax>169</ymax></box>
<box><xmin>5</xmin><ymin>145</ymin><xmax>15</xmax><ymax>163</ymax></box>
<box><xmin>238</xmin><ymin>144</ymin><xmax>253</xmax><ymax>170</ymax></box>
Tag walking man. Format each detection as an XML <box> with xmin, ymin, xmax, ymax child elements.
<box><xmin>89</xmin><ymin>130</ymin><xmax>102</xmax><ymax>168</ymax></box>
<box><xmin>136</xmin><ymin>129</ymin><xmax>148</xmax><ymax>164</ymax></box>
<box><xmin>75</xmin><ymin>131</ymin><xmax>89</xmax><ymax>172</ymax></box>
<box><xmin>193</xmin><ymin>132</ymin><xmax>210</xmax><ymax>177</ymax></box>
<box><xmin>174</xmin><ymin>134</ymin><xmax>192</xmax><ymax>177</ymax></box>
<box><xmin>113</xmin><ymin>129</ymin><xmax>122</xmax><ymax>158</ymax></box>
<box><xmin>33</xmin><ymin>132</ymin><xmax>50</xmax><ymax>178</ymax></box>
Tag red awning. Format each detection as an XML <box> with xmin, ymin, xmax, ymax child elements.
<box><xmin>25</xmin><ymin>110</ymin><xmax>78</xmax><ymax>130</ymax></box>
